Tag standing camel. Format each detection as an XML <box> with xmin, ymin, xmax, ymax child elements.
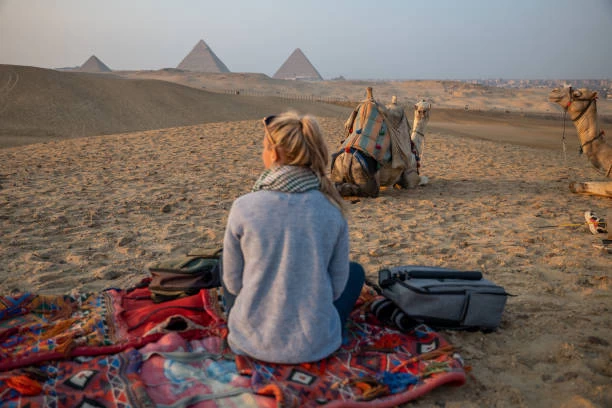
<box><xmin>548</xmin><ymin>87</ymin><xmax>612</xmax><ymax>198</ymax></box>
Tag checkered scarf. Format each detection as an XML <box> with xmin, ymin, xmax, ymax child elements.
<box><xmin>252</xmin><ymin>165</ymin><xmax>321</xmax><ymax>193</ymax></box>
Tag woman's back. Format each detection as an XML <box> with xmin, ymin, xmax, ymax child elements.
<box><xmin>223</xmin><ymin>188</ymin><xmax>349</xmax><ymax>363</ymax></box>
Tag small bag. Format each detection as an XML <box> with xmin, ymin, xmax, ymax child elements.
<box><xmin>148</xmin><ymin>248</ymin><xmax>222</xmax><ymax>303</ymax></box>
<box><xmin>377</xmin><ymin>265</ymin><xmax>510</xmax><ymax>331</ymax></box>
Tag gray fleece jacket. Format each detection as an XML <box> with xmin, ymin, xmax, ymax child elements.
<box><xmin>222</xmin><ymin>189</ymin><xmax>349</xmax><ymax>363</ymax></box>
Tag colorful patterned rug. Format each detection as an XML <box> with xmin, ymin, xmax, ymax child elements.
<box><xmin>0</xmin><ymin>283</ymin><xmax>466</xmax><ymax>407</ymax></box>
<box><xmin>0</xmin><ymin>280</ymin><xmax>224</xmax><ymax>372</ymax></box>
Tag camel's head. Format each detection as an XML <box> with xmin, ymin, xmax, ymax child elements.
<box><xmin>414</xmin><ymin>100</ymin><xmax>431</xmax><ymax>121</ymax></box>
<box><xmin>548</xmin><ymin>87</ymin><xmax>598</xmax><ymax>117</ymax></box>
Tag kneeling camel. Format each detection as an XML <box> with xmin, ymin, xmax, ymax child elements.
<box><xmin>549</xmin><ymin>87</ymin><xmax>612</xmax><ymax>198</ymax></box>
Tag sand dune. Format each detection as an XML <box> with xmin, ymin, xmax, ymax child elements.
<box><xmin>0</xmin><ymin>65</ymin><xmax>351</xmax><ymax>148</ymax></box>
<box><xmin>1</xmin><ymin>65</ymin><xmax>611</xmax><ymax>407</ymax></box>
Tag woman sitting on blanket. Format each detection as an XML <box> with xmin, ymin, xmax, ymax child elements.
<box><xmin>222</xmin><ymin>111</ymin><xmax>365</xmax><ymax>364</ymax></box>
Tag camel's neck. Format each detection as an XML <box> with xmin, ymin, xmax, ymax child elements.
<box><xmin>412</xmin><ymin>117</ymin><xmax>429</xmax><ymax>132</ymax></box>
<box><xmin>572</xmin><ymin>101</ymin><xmax>612</xmax><ymax>177</ymax></box>
<box><xmin>411</xmin><ymin>116</ymin><xmax>430</xmax><ymax>157</ymax></box>
<box><xmin>573</xmin><ymin>102</ymin><xmax>600</xmax><ymax>156</ymax></box>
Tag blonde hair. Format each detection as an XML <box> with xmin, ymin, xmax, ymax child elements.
<box><xmin>266</xmin><ymin>111</ymin><xmax>346</xmax><ymax>216</ymax></box>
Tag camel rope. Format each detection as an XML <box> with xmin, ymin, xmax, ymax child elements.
<box><xmin>561</xmin><ymin>110</ymin><xmax>570</xmax><ymax>178</ymax></box>
<box><xmin>580</xmin><ymin>130</ymin><xmax>605</xmax><ymax>153</ymax></box>
<box><xmin>571</xmin><ymin>97</ymin><xmax>595</xmax><ymax>122</ymax></box>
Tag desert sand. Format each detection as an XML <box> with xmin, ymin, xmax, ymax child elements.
<box><xmin>1</xmin><ymin>65</ymin><xmax>611</xmax><ymax>407</ymax></box>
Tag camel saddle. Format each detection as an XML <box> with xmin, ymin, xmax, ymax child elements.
<box><xmin>342</xmin><ymin>99</ymin><xmax>392</xmax><ymax>164</ymax></box>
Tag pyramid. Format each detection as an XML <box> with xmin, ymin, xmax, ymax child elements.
<box><xmin>79</xmin><ymin>55</ymin><xmax>112</xmax><ymax>72</ymax></box>
<box><xmin>177</xmin><ymin>40</ymin><xmax>230</xmax><ymax>73</ymax></box>
<box><xmin>273</xmin><ymin>48</ymin><xmax>322</xmax><ymax>80</ymax></box>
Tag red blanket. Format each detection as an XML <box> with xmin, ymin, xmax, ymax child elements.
<box><xmin>1</xmin><ymin>284</ymin><xmax>466</xmax><ymax>407</ymax></box>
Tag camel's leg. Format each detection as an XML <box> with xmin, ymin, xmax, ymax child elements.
<box><xmin>569</xmin><ymin>181</ymin><xmax>612</xmax><ymax>198</ymax></box>
<box><xmin>396</xmin><ymin>169</ymin><xmax>427</xmax><ymax>189</ymax></box>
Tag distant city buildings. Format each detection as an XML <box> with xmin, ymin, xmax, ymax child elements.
<box><xmin>470</xmin><ymin>78</ymin><xmax>610</xmax><ymax>98</ymax></box>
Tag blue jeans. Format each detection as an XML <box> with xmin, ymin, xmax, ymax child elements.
<box><xmin>222</xmin><ymin>262</ymin><xmax>365</xmax><ymax>327</ymax></box>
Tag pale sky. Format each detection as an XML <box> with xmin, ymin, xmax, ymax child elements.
<box><xmin>1</xmin><ymin>0</ymin><xmax>611</xmax><ymax>80</ymax></box>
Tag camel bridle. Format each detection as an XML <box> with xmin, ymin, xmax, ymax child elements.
<box><xmin>564</xmin><ymin>86</ymin><xmax>596</xmax><ymax>122</ymax></box>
